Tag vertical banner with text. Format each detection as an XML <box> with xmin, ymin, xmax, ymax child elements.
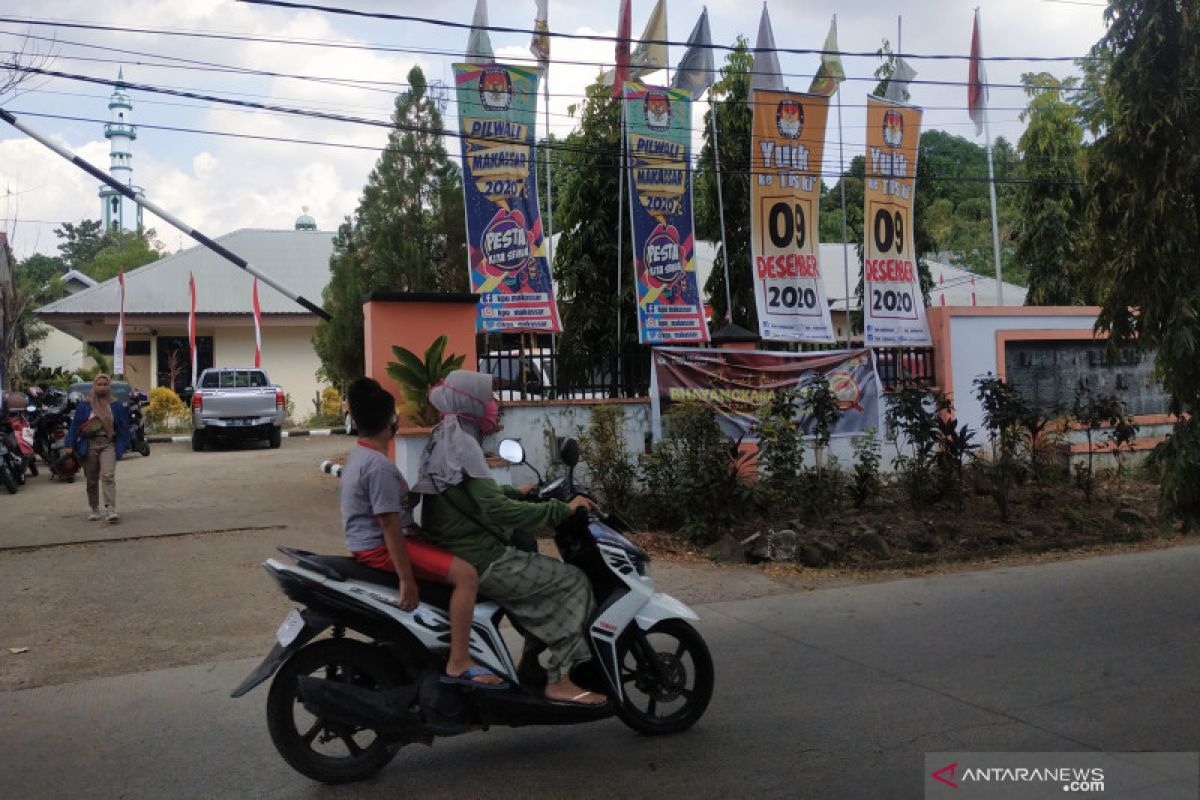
<box><xmin>863</xmin><ymin>96</ymin><xmax>930</xmax><ymax>346</ymax></box>
<box><xmin>455</xmin><ymin>63</ymin><xmax>562</xmax><ymax>333</ymax></box>
<box><xmin>751</xmin><ymin>90</ymin><xmax>837</xmax><ymax>342</ymax></box>
<box><xmin>624</xmin><ymin>83</ymin><xmax>709</xmax><ymax>344</ymax></box>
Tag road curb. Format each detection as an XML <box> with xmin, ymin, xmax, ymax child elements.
<box><xmin>147</xmin><ymin>428</ymin><xmax>347</xmax><ymax>444</ymax></box>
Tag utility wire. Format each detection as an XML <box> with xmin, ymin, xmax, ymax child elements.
<box><xmin>238</xmin><ymin>0</ymin><xmax>1102</xmax><ymax>63</ymax></box>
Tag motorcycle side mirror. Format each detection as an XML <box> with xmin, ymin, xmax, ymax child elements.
<box><xmin>497</xmin><ymin>438</ymin><xmax>525</xmax><ymax>465</ymax></box>
<box><xmin>26</xmin><ymin>405</ymin><xmax>36</xmax><ymax>413</ymax></box>
<box><xmin>560</xmin><ymin>438</ymin><xmax>580</xmax><ymax>469</ymax></box>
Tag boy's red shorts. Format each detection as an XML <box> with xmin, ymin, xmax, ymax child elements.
<box><xmin>353</xmin><ymin>538</ymin><xmax>454</xmax><ymax>581</ymax></box>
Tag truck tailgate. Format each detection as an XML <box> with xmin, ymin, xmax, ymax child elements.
<box><xmin>202</xmin><ymin>388</ymin><xmax>277</xmax><ymax>417</ymax></box>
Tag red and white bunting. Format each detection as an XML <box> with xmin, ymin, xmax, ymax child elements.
<box><xmin>188</xmin><ymin>272</ymin><xmax>197</xmax><ymax>387</ymax></box>
<box><xmin>252</xmin><ymin>278</ymin><xmax>263</xmax><ymax>368</ymax></box>
<box><xmin>113</xmin><ymin>266</ymin><xmax>126</xmax><ymax>376</ymax></box>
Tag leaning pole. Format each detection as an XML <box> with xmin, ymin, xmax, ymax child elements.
<box><xmin>0</xmin><ymin>108</ymin><xmax>332</xmax><ymax>320</ymax></box>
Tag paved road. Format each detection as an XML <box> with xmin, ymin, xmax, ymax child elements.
<box><xmin>3</xmin><ymin>544</ymin><xmax>1198</xmax><ymax>799</ymax></box>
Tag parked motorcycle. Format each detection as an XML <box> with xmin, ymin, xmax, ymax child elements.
<box><xmin>31</xmin><ymin>397</ymin><xmax>77</xmax><ymax>482</ymax></box>
<box><xmin>3</xmin><ymin>409</ymin><xmax>39</xmax><ymax>479</ymax></box>
<box><xmin>126</xmin><ymin>391</ymin><xmax>151</xmax><ymax>457</ymax></box>
<box><xmin>232</xmin><ymin>438</ymin><xmax>714</xmax><ymax>784</ymax></box>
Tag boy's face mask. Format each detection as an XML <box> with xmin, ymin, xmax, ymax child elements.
<box><xmin>478</xmin><ymin>400</ymin><xmax>501</xmax><ymax>434</ymax></box>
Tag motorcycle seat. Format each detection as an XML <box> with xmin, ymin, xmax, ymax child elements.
<box><xmin>301</xmin><ymin>553</ymin><xmax>456</xmax><ymax>610</ymax></box>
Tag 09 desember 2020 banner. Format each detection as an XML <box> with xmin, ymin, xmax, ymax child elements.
<box><xmin>623</xmin><ymin>83</ymin><xmax>709</xmax><ymax>344</ymax></box>
<box><xmin>455</xmin><ymin>63</ymin><xmax>562</xmax><ymax>333</ymax></box>
<box><xmin>863</xmin><ymin>95</ymin><xmax>930</xmax><ymax>346</ymax></box>
<box><xmin>750</xmin><ymin>90</ymin><xmax>837</xmax><ymax>343</ymax></box>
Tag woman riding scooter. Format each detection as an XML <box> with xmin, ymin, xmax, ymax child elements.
<box><xmin>413</xmin><ymin>370</ymin><xmax>605</xmax><ymax>707</ymax></box>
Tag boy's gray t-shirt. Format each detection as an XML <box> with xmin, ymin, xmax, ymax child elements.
<box><xmin>340</xmin><ymin>445</ymin><xmax>414</xmax><ymax>552</ymax></box>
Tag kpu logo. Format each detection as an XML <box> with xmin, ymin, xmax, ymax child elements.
<box><xmin>479</xmin><ymin>68</ymin><xmax>512</xmax><ymax>111</ymax></box>
<box><xmin>776</xmin><ymin>99</ymin><xmax>804</xmax><ymax>139</ymax></box>
<box><xmin>882</xmin><ymin>109</ymin><xmax>905</xmax><ymax>148</ymax></box>
<box><xmin>644</xmin><ymin>90</ymin><xmax>672</xmax><ymax>131</ymax></box>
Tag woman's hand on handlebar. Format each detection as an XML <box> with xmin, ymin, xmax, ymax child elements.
<box><xmin>567</xmin><ymin>495</ymin><xmax>597</xmax><ymax>514</ymax></box>
<box><xmin>516</xmin><ymin>482</ymin><xmax>538</xmax><ymax>496</ymax></box>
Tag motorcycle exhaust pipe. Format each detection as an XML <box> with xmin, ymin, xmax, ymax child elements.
<box><xmin>296</xmin><ymin>677</ymin><xmax>424</xmax><ymax>736</ymax></box>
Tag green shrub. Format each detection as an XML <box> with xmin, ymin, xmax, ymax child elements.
<box><xmin>885</xmin><ymin>384</ymin><xmax>942</xmax><ymax>510</ymax></box>
<box><xmin>578</xmin><ymin>405</ymin><xmax>635</xmax><ymax>516</ymax></box>
<box><xmin>144</xmin><ymin>386</ymin><xmax>188</xmax><ymax>431</ymax></box>
<box><xmin>756</xmin><ymin>389</ymin><xmax>804</xmax><ymax>505</ymax></box>
<box><xmin>850</xmin><ymin>429</ymin><xmax>883</xmax><ymax>509</ymax></box>
<box><xmin>974</xmin><ymin>374</ymin><xmax>1031</xmax><ymax>519</ymax></box>
<box><xmin>638</xmin><ymin>403</ymin><xmax>745</xmax><ymax>544</ymax></box>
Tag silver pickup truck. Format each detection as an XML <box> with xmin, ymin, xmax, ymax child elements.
<box><xmin>191</xmin><ymin>368</ymin><xmax>285</xmax><ymax>451</ymax></box>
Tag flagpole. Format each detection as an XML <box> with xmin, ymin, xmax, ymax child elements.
<box><xmin>709</xmin><ymin>91</ymin><xmax>733</xmax><ymax>324</ymax></box>
<box><xmin>835</xmin><ymin>91</ymin><xmax>852</xmax><ymax>345</ymax></box>
<box><xmin>978</xmin><ymin>8</ymin><xmax>1004</xmax><ymax>305</ymax></box>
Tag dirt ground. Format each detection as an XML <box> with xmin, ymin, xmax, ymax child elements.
<box><xmin>0</xmin><ymin>437</ymin><xmax>1188</xmax><ymax>692</ymax></box>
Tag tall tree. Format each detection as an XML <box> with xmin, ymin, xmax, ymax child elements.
<box><xmin>1086</xmin><ymin>0</ymin><xmax>1199</xmax><ymax>521</ymax></box>
<box><xmin>314</xmin><ymin>65</ymin><xmax>466</xmax><ymax>384</ymax></box>
<box><xmin>1015</xmin><ymin>72</ymin><xmax>1087</xmax><ymax>305</ymax></box>
<box><xmin>694</xmin><ymin>37</ymin><xmax>753</xmax><ymax>330</ymax></box>
<box><xmin>53</xmin><ymin>219</ymin><xmax>105</xmax><ymax>271</ymax></box>
<box><xmin>81</xmin><ymin>228</ymin><xmax>166</xmax><ymax>281</ymax></box>
<box><xmin>553</xmin><ymin>82</ymin><xmax>637</xmax><ymax>357</ymax></box>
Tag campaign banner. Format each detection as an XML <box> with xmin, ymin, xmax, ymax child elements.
<box><xmin>863</xmin><ymin>95</ymin><xmax>930</xmax><ymax>346</ymax></box>
<box><xmin>750</xmin><ymin>90</ymin><xmax>837</xmax><ymax>342</ymax></box>
<box><xmin>455</xmin><ymin>63</ymin><xmax>562</xmax><ymax>333</ymax></box>
<box><xmin>623</xmin><ymin>83</ymin><xmax>709</xmax><ymax>344</ymax></box>
<box><xmin>651</xmin><ymin>347</ymin><xmax>880</xmax><ymax>442</ymax></box>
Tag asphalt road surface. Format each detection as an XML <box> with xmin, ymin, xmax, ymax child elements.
<box><xmin>3</xmin><ymin>543</ymin><xmax>1198</xmax><ymax>799</ymax></box>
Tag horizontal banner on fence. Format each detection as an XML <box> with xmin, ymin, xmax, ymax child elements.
<box><xmin>650</xmin><ymin>347</ymin><xmax>881</xmax><ymax>442</ymax></box>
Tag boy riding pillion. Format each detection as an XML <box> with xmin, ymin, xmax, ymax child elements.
<box><xmin>341</xmin><ymin>377</ymin><xmax>505</xmax><ymax>688</ymax></box>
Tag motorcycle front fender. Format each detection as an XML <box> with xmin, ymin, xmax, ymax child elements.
<box><xmin>230</xmin><ymin>609</ymin><xmax>332</xmax><ymax>698</ymax></box>
<box><xmin>634</xmin><ymin>592</ymin><xmax>700</xmax><ymax>632</ymax></box>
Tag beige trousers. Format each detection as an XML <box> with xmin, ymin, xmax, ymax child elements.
<box><xmin>84</xmin><ymin>438</ymin><xmax>117</xmax><ymax>509</ymax></box>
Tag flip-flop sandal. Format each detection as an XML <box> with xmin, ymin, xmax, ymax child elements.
<box><xmin>440</xmin><ymin>665</ymin><xmax>511</xmax><ymax>691</ymax></box>
<box><xmin>546</xmin><ymin>690</ymin><xmax>609</xmax><ymax>708</ymax></box>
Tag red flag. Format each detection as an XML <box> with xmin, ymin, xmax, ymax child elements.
<box><xmin>188</xmin><ymin>272</ymin><xmax>197</xmax><ymax>387</ymax></box>
<box><xmin>939</xmin><ymin>273</ymin><xmax>945</xmax><ymax>307</ymax></box>
<box><xmin>252</xmin><ymin>278</ymin><xmax>263</xmax><ymax>368</ymax></box>
<box><xmin>612</xmin><ymin>0</ymin><xmax>631</xmax><ymax>98</ymax></box>
<box><xmin>114</xmin><ymin>266</ymin><xmax>126</xmax><ymax>376</ymax></box>
<box><xmin>968</xmin><ymin>10</ymin><xmax>987</xmax><ymax>137</ymax></box>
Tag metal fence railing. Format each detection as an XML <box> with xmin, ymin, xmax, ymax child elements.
<box><xmin>476</xmin><ymin>339</ymin><xmax>935</xmax><ymax>401</ymax></box>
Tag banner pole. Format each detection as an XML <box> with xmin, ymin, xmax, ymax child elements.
<box><xmin>835</xmin><ymin>84</ymin><xmax>852</xmax><ymax>348</ymax></box>
<box><xmin>543</xmin><ymin>65</ymin><xmax>556</xmax><ymax>347</ymax></box>
<box><xmin>980</xmin><ymin>9</ymin><xmax>1004</xmax><ymax>305</ymax></box>
<box><xmin>709</xmin><ymin>91</ymin><xmax>733</xmax><ymax>324</ymax></box>
<box><xmin>616</xmin><ymin>97</ymin><xmax>626</xmax><ymax>379</ymax></box>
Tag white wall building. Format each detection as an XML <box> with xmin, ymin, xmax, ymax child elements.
<box><xmin>37</xmin><ymin>224</ymin><xmax>335</xmax><ymax>418</ymax></box>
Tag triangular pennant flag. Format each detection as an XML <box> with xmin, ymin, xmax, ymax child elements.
<box><xmin>751</xmin><ymin>4</ymin><xmax>785</xmax><ymax>102</ymax></box>
<box><xmin>530</xmin><ymin>0</ymin><xmax>550</xmax><ymax>65</ymax></box>
<box><xmin>884</xmin><ymin>57</ymin><xmax>918</xmax><ymax>103</ymax></box>
<box><xmin>630</xmin><ymin>0</ymin><xmax>668</xmax><ymax>79</ymax></box>
<box><xmin>809</xmin><ymin>17</ymin><xmax>845</xmax><ymax>96</ymax></box>
<box><xmin>671</xmin><ymin>8</ymin><xmax>715</xmax><ymax>98</ymax></box>
<box><xmin>610</xmin><ymin>0</ymin><xmax>632</xmax><ymax>97</ymax></box>
<box><xmin>968</xmin><ymin>9</ymin><xmax>988</xmax><ymax>136</ymax></box>
<box><xmin>465</xmin><ymin>0</ymin><xmax>494</xmax><ymax>65</ymax></box>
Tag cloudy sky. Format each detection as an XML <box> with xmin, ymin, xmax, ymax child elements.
<box><xmin>0</xmin><ymin>0</ymin><xmax>1109</xmax><ymax>260</ymax></box>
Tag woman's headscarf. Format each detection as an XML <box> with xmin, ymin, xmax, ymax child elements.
<box><xmin>87</xmin><ymin>374</ymin><xmax>115</xmax><ymax>437</ymax></box>
<box><xmin>412</xmin><ymin>370</ymin><xmax>495</xmax><ymax>494</ymax></box>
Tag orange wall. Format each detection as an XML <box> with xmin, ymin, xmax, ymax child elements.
<box><xmin>363</xmin><ymin>293</ymin><xmax>479</xmax><ymax>415</ymax></box>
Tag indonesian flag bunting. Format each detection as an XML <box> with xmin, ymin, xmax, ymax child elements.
<box><xmin>252</xmin><ymin>278</ymin><xmax>263</xmax><ymax>368</ymax></box>
<box><xmin>113</xmin><ymin>266</ymin><xmax>126</xmax><ymax>376</ymax></box>
<box><xmin>611</xmin><ymin>0</ymin><xmax>631</xmax><ymax>98</ymax></box>
<box><xmin>188</xmin><ymin>271</ymin><xmax>197</xmax><ymax>388</ymax></box>
<box><xmin>968</xmin><ymin>9</ymin><xmax>988</xmax><ymax>137</ymax></box>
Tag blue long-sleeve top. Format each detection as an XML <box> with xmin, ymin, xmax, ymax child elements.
<box><xmin>65</xmin><ymin>401</ymin><xmax>131</xmax><ymax>460</ymax></box>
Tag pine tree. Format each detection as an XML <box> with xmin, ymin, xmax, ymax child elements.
<box><xmin>694</xmin><ymin>38</ymin><xmax>754</xmax><ymax>331</ymax></box>
<box><xmin>314</xmin><ymin>65</ymin><xmax>466</xmax><ymax>384</ymax></box>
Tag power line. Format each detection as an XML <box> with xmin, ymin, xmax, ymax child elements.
<box><xmin>237</xmin><ymin>0</ymin><xmax>1101</xmax><ymax>63</ymax></box>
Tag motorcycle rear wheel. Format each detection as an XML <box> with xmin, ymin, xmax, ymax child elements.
<box><xmin>138</xmin><ymin>441</ymin><xmax>151</xmax><ymax>457</ymax></box>
<box><xmin>614</xmin><ymin>619</ymin><xmax>714</xmax><ymax>736</ymax></box>
<box><xmin>266</xmin><ymin>638</ymin><xmax>403</xmax><ymax>784</ymax></box>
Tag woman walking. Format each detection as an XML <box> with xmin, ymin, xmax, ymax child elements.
<box><xmin>64</xmin><ymin>374</ymin><xmax>131</xmax><ymax>523</ymax></box>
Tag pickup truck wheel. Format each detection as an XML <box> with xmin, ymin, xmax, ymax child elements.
<box><xmin>191</xmin><ymin>431</ymin><xmax>206</xmax><ymax>452</ymax></box>
<box><xmin>269</xmin><ymin>427</ymin><xmax>282</xmax><ymax>449</ymax></box>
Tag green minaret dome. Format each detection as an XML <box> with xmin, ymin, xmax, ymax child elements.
<box><xmin>295</xmin><ymin>207</ymin><xmax>317</xmax><ymax>231</ymax></box>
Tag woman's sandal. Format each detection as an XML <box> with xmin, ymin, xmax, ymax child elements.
<box><xmin>546</xmin><ymin>690</ymin><xmax>609</xmax><ymax>707</ymax></box>
<box><xmin>439</xmin><ymin>665</ymin><xmax>510</xmax><ymax>690</ymax></box>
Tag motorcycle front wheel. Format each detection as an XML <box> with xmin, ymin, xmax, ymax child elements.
<box><xmin>266</xmin><ymin>638</ymin><xmax>403</xmax><ymax>784</ymax></box>
<box><xmin>1</xmin><ymin>463</ymin><xmax>15</xmax><ymax>494</ymax></box>
<box><xmin>614</xmin><ymin>619</ymin><xmax>714</xmax><ymax>736</ymax></box>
